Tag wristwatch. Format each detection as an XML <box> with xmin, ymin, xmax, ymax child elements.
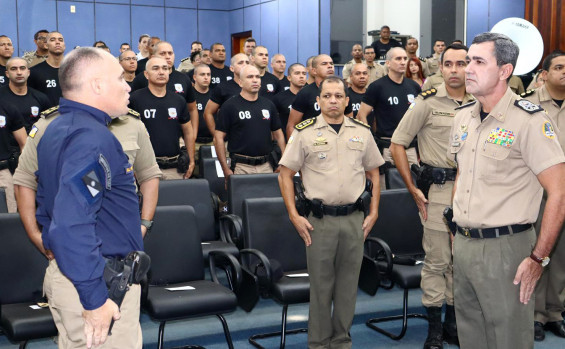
<box><xmin>141</xmin><ymin>219</ymin><xmax>154</xmax><ymax>232</ymax></box>
<box><xmin>529</xmin><ymin>252</ymin><xmax>550</xmax><ymax>267</ymax></box>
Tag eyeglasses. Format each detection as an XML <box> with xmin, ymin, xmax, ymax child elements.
<box><xmin>121</xmin><ymin>57</ymin><xmax>137</xmax><ymax>62</ymax></box>
<box><xmin>37</xmin><ymin>37</ymin><xmax>47</xmax><ymax>42</ymax></box>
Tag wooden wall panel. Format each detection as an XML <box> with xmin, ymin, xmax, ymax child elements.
<box><xmin>525</xmin><ymin>0</ymin><xmax>565</xmax><ymax>63</ymax></box>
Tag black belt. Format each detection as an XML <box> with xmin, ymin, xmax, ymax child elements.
<box><xmin>156</xmin><ymin>155</ymin><xmax>179</xmax><ymax>169</ymax></box>
<box><xmin>231</xmin><ymin>154</ymin><xmax>269</xmax><ymax>166</ymax></box>
<box><xmin>196</xmin><ymin>136</ymin><xmax>213</xmax><ymax>143</ymax></box>
<box><xmin>376</xmin><ymin>136</ymin><xmax>417</xmax><ymax>150</ymax></box>
<box><xmin>456</xmin><ymin>224</ymin><xmax>532</xmax><ymax>239</ymax></box>
<box><xmin>0</xmin><ymin>160</ymin><xmax>8</xmax><ymax>171</ymax></box>
<box><xmin>422</xmin><ymin>163</ymin><xmax>457</xmax><ymax>183</ymax></box>
<box><xmin>322</xmin><ymin>203</ymin><xmax>359</xmax><ymax>217</ymax></box>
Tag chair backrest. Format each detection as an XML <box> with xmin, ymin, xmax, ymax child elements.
<box><xmin>198</xmin><ymin>145</ymin><xmax>217</xmax><ymax>160</ymax></box>
<box><xmin>0</xmin><ymin>188</ymin><xmax>8</xmax><ymax>213</ymax></box>
<box><xmin>242</xmin><ymin>197</ymin><xmax>307</xmax><ymax>272</ymax></box>
<box><xmin>369</xmin><ymin>189</ymin><xmax>424</xmax><ymax>256</ymax></box>
<box><xmin>143</xmin><ymin>206</ymin><xmax>204</xmax><ymax>285</ymax></box>
<box><xmin>157</xmin><ymin>179</ymin><xmax>216</xmax><ymax>242</ymax></box>
<box><xmin>201</xmin><ymin>158</ymin><xmax>227</xmax><ymax>201</ymax></box>
<box><xmin>0</xmin><ymin>213</ymin><xmax>48</xmax><ymax>304</ymax></box>
<box><xmin>228</xmin><ymin>174</ymin><xmax>281</xmax><ymax>218</ymax></box>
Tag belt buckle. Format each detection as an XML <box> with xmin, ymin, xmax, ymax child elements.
<box><xmin>463</xmin><ymin>227</ymin><xmax>470</xmax><ymax>237</ymax></box>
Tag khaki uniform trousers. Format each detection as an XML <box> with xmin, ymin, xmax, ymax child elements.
<box><xmin>0</xmin><ymin>168</ymin><xmax>17</xmax><ymax>212</ymax></box>
<box><xmin>421</xmin><ymin>183</ymin><xmax>454</xmax><ymax>307</ymax></box>
<box><xmin>44</xmin><ymin>260</ymin><xmax>142</xmax><ymax>349</ymax></box>
<box><xmin>534</xmin><ymin>196</ymin><xmax>565</xmax><ymax>323</ymax></box>
<box><xmin>160</xmin><ymin>167</ymin><xmax>184</xmax><ymax>180</ymax></box>
<box><xmin>454</xmin><ymin>228</ymin><xmax>536</xmax><ymax>349</ymax></box>
<box><xmin>233</xmin><ymin>162</ymin><xmax>273</xmax><ymax>174</ymax></box>
<box><xmin>380</xmin><ymin>147</ymin><xmax>418</xmax><ymax>190</ymax></box>
<box><xmin>306</xmin><ymin>210</ymin><xmax>365</xmax><ymax>349</ymax></box>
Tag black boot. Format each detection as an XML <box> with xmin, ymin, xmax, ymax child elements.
<box><xmin>443</xmin><ymin>304</ymin><xmax>459</xmax><ymax>346</ymax></box>
<box><xmin>424</xmin><ymin>306</ymin><xmax>443</xmax><ymax>349</ymax></box>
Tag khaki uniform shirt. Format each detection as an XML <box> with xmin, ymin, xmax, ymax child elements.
<box><xmin>426</xmin><ymin>54</ymin><xmax>440</xmax><ymax>76</ymax></box>
<box><xmin>13</xmin><ymin>108</ymin><xmax>162</xmax><ymax>190</ymax></box>
<box><xmin>366</xmin><ymin>62</ymin><xmax>385</xmax><ymax>84</ymax></box>
<box><xmin>280</xmin><ymin>116</ymin><xmax>384</xmax><ymax>206</ymax></box>
<box><xmin>450</xmin><ymin>88</ymin><xmax>565</xmax><ymax>228</ymax></box>
<box><xmin>392</xmin><ymin>83</ymin><xmax>474</xmax><ymax>230</ymax></box>
<box><xmin>421</xmin><ymin>72</ymin><xmax>444</xmax><ymax>91</ymax></box>
<box><xmin>177</xmin><ymin>57</ymin><xmax>194</xmax><ymax>74</ymax></box>
<box><xmin>509</xmin><ymin>75</ymin><xmax>525</xmax><ymax>95</ymax></box>
<box><xmin>523</xmin><ymin>85</ymin><xmax>565</xmax><ymax>149</ymax></box>
<box><xmin>22</xmin><ymin>51</ymin><xmax>48</xmax><ymax>68</ymax></box>
<box><xmin>342</xmin><ymin>59</ymin><xmax>364</xmax><ymax>83</ymax></box>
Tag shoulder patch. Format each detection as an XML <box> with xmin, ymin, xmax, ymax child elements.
<box><xmin>455</xmin><ymin>100</ymin><xmax>477</xmax><ymax>110</ymax></box>
<box><xmin>127</xmin><ymin>108</ymin><xmax>140</xmax><ymax>119</ymax></box>
<box><xmin>40</xmin><ymin>105</ymin><xmax>59</xmax><ymax>119</ymax></box>
<box><xmin>515</xmin><ymin>99</ymin><xmax>542</xmax><ymax>114</ymax></box>
<box><xmin>419</xmin><ymin>56</ymin><xmax>427</xmax><ymax>62</ymax></box>
<box><xmin>350</xmin><ymin>117</ymin><xmax>371</xmax><ymax>129</ymax></box>
<box><xmin>295</xmin><ymin>117</ymin><xmax>316</xmax><ymax>131</ymax></box>
<box><xmin>520</xmin><ymin>89</ymin><xmax>536</xmax><ymax>98</ymax></box>
<box><xmin>180</xmin><ymin>57</ymin><xmax>190</xmax><ymax>63</ymax></box>
<box><xmin>420</xmin><ymin>88</ymin><xmax>438</xmax><ymax>99</ymax></box>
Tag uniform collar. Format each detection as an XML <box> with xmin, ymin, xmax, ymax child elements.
<box><xmin>436</xmin><ymin>83</ymin><xmax>475</xmax><ymax>104</ymax></box>
<box><xmin>314</xmin><ymin>115</ymin><xmax>355</xmax><ymax>129</ymax></box>
<box><xmin>538</xmin><ymin>85</ymin><xmax>554</xmax><ymax>103</ymax></box>
<box><xmin>59</xmin><ymin>98</ymin><xmax>112</xmax><ymax>126</ymax></box>
<box><xmin>470</xmin><ymin>87</ymin><xmax>514</xmax><ymax>122</ymax></box>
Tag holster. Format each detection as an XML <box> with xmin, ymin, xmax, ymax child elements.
<box><xmin>443</xmin><ymin>206</ymin><xmax>457</xmax><ymax>236</ymax></box>
<box><xmin>411</xmin><ymin>163</ymin><xmax>433</xmax><ymax>199</ymax></box>
<box><xmin>268</xmin><ymin>144</ymin><xmax>282</xmax><ymax>171</ymax></box>
<box><xmin>177</xmin><ymin>146</ymin><xmax>190</xmax><ymax>174</ymax></box>
<box><xmin>7</xmin><ymin>152</ymin><xmax>19</xmax><ymax>175</ymax></box>
<box><xmin>356</xmin><ymin>178</ymin><xmax>373</xmax><ymax>217</ymax></box>
<box><xmin>294</xmin><ymin>178</ymin><xmax>311</xmax><ymax>217</ymax></box>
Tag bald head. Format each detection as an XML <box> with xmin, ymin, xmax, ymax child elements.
<box><xmin>230</xmin><ymin>53</ymin><xmax>250</xmax><ymax>77</ymax></box>
<box><xmin>59</xmin><ymin>47</ymin><xmax>105</xmax><ymax>94</ymax></box>
<box><xmin>312</xmin><ymin>54</ymin><xmax>334</xmax><ymax>80</ymax></box>
<box><xmin>350</xmin><ymin>63</ymin><xmax>368</xmax><ymax>89</ymax></box>
<box><xmin>6</xmin><ymin>57</ymin><xmax>28</xmax><ymax>69</ymax></box>
<box><xmin>386</xmin><ymin>47</ymin><xmax>405</xmax><ymax>61</ymax></box>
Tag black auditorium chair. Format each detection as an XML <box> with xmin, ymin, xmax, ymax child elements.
<box><xmin>201</xmin><ymin>157</ymin><xmax>228</xmax><ymax>202</ymax></box>
<box><xmin>142</xmin><ymin>205</ymin><xmax>240</xmax><ymax>349</ymax></box>
<box><xmin>0</xmin><ymin>188</ymin><xmax>8</xmax><ymax>213</ymax></box>
<box><xmin>239</xmin><ymin>197</ymin><xmax>309</xmax><ymax>349</ymax></box>
<box><xmin>157</xmin><ymin>179</ymin><xmax>239</xmax><ymax>261</ymax></box>
<box><xmin>0</xmin><ymin>213</ymin><xmax>58</xmax><ymax>348</ymax></box>
<box><xmin>359</xmin><ymin>188</ymin><xmax>427</xmax><ymax>340</ymax></box>
<box><xmin>198</xmin><ymin>145</ymin><xmax>216</xmax><ymax>161</ymax></box>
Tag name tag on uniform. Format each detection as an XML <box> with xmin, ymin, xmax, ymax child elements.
<box><xmin>432</xmin><ymin>110</ymin><xmax>455</xmax><ymax>117</ymax></box>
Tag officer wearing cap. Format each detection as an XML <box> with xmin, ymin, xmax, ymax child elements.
<box><xmin>524</xmin><ymin>50</ymin><xmax>565</xmax><ymax>341</ymax></box>
<box><xmin>279</xmin><ymin>76</ymin><xmax>383</xmax><ymax>348</ymax></box>
<box><xmin>35</xmin><ymin>47</ymin><xmax>146</xmax><ymax>348</ymax></box>
<box><xmin>450</xmin><ymin>33</ymin><xmax>565</xmax><ymax>349</ymax></box>
<box><xmin>390</xmin><ymin>43</ymin><xmax>473</xmax><ymax>349</ymax></box>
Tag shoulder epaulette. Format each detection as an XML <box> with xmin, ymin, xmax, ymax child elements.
<box><xmin>514</xmin><ymin>99</ymin><xmax>542</xmax><ymax>114</ymax></box>
<box><xmin>455</xmin><ymin>100</ymin><xmax>477</xmax><ymax>110</ymax></box>
<box><xmin>350</xmin><ymin>117</ymin><xmax>370</xmax><ymax>129</ymax></box>
<box><xmin>426</xmin><ymin>55</ymin><xmax>434</xmax><ymax>59</ymax></box>
<box><xmin>40</xmin><ymin>105</ymin><xmax>59</xmax><ymax>119</ymax></box>
<box><xmin>420</xmin><ymin>88</ymin><xmax>437</xmax><ymax>99</ymax></box>
<box><xmin>295</xmin><ymin>117</ymin><xmax>316</xmax><ymax>131</ymax></box>
<box><xmin>520</xmin><ymin>89</ymin><xmax>536</xmax><ymax>98</ymax></box>
<box><xmin>127</xmin><ymin>108</ymin><xmax>140</xmax><ymax>118</ymax></box>
<box><xmin>180</xmin><ymin>57</ymin><xmax>190</xmax><ymax>63</ymax></box>
<box><xmin>419</xmin><ymin>56</ymin><xmax>427</xmax><ymax>62</ymax></box>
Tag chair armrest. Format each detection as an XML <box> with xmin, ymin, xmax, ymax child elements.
<box><xmin>219</xmin><ymin>214</ymin><xmax>243</xmax><ymax>246</ymax></box>
<box><xmin>239</xmin><ymin>248</ymin><xmax>272</xmax><ymax>285</ymax></box>
<box><xmin>208</xmin><ymin>251</ymin><xmax>243</xmax><ymax>292</ymax></box>
<box><xmin>364</xmin><ymin>237</ymin><xmax>393</xmax><ymax>277</ymax></box>
<box><xmin>210</xmin><ymin>192</ymin><xmax>220</xmax><ymax>221</ymax></box>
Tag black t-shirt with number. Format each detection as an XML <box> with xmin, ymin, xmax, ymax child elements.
<box><xmin>347</xmin><ymin>87</ymin><xmax>375</xmax><ymax>129</ymax></box>
<box><xmin>0</xmin><ymin>103</ymin><xmax>25</xmax><ymax>160</ymax></box>
<box><xmin>0</xmin><ymin>86</ymin><xmax>51</xmax><ymax>131</ymax></box>
<box><xmin>209</xmin><ymin>64</ymin><xmax>233</xmax><ymax>89</ymax></box>
<box><xmin>129</xmin><ymin>87</ymin><xmax>189</xmax><ymax>157</ymax></box>
<box><xmin>209</xmin><ymin>79</ymin><xmax>241</xmax><ymax>107</ymax></box>
<box><xmin>131</xmin><ymin>70</ymin><xmax>195</xmax><ymax>104</ymax></box>
<box><xmin>259</xmin><ymin>71</ymin><xmax>281</xmax><ymax>101</ymax></box>
<box><xmin>272</xmin><ymin>88</ymin><xmax>297</xmax><ymax>138</ymax></box>
<box><xmin>0</xmin><ymin>65</ymin><xmax>7</xmax><ymax>88</ymax></box>
<box><xmin>28</xmin><ymin>61</ymin><xmax>61</xmax><ymax>106</ymax></box>
<box><xmin>362</xmin><ymin>75</ymin><xmax>421</xmax><ymax>138</ymax></box>
<box><xmin>292</xmin><ymin>82</ymin><xmax>353</xmax><ymax>120</ymax></box>
<box><xmin>216</xmin><ymin>95</ymin><xmax>281</xmax><ymax>156</ymax></box>
<box><xmin>194</xmin><ymin>89</ymin><xmax>214</xmax><ymax>140</ymax></box>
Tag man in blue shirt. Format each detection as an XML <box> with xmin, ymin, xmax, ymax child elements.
<box><xmin>36</xmin><ymin>47</ymin><xmax>143</xmax><ymax>349</ymax></box>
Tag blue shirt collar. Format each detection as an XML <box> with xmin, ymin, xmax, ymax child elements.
<box><xmin>59</xmin><ymin>98</ymin><xmax>112</xmax><ymax>126</ymax></box>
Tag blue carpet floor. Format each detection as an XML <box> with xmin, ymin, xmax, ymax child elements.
<box><xmin>1</xmin><ymin>286</ymin><xmax>564</xmax><ymax>348</ymax></box>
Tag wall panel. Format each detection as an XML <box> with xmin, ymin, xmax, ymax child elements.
<box><xmin>0</xmin><ymin>0</ymin><xmax>19</xmax><ymax>54</ymax></box>
<box><xmin>229</xmin><ymin>8</ymin><xmax>244</xmax><ymax>35</ymax></box>
<box><xmin>297</xmin><ymin>0</ymin><xmax>319</xmax><ymax>65</ymax></box>
<box><xmin>16</xmin><ymin>0</ymin><xmax>57</xmax><ymax>56</ymax></box>
<box><xmin>57</xmin><ymin>1</ymin><xmax>95</xmax><ymax>50</ymax></box>
<box><xmin>198</xmin><ymin>10</ymin><xmax>230</xmax><ymax>51</ymax></box>
<box><xmin>165</xmin><ymin>7</ymin><xmax>198</xmax><ymax>65</ymax></box>
<box><xmin>131</xmin><ymin>5</ymin><xmax>165</xmax><ymax>44</ymax></box>
<box><xmin>526</xmin><ymin>0</ymin><xmax>565</xmax><ymax>61</ymax></box>
<box><xmin>260</xmin><ymin>1</ymin><xmax>278</xmax><ymax>55</ymax></box>
<box><xmin>278</xmin><ymin>0</ymin><xmax>298</xmax><ymax>64</ymax></box>
<box><xmin>243</xmin><ymin>4</ymin><xmax>261</xmax><ymax>41</ymax></box>
<box><xmin>95</xmin><ymin>3</ymin><xmax>131</xmax><ymax>54</ymax></box>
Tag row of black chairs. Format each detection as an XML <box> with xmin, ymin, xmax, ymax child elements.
<box><xmin>0</xmin><ymin>175</ymin><xmax>426</xmax><ymax>349</ymax></box>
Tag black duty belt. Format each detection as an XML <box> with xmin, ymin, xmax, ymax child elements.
<box><xmin>422</xmin><ymin>163</ymin><xmax>457</xmax><ymax>183</ymax></box>
<box><xmin>0</xmin><ymin>160</ymin><xmax>8</xmax><ymax>171</ymax></box>
<box><xmin>156</xmin><ymin>155</ymin><xmax>179</xmax><ymax>169</ymax></box>
<box><xmin>456</xmin><ymin>224</ymin><xmax>533</xmax><ymax>239</ymax></box>
<box><xmin>322</xmin><ymin>203</ymin><xmax>359</xmax><ymax>217</ymax></box>
<box><xmin>196</xmin><ymin>136</ymin><xmax>213</xmax><ymax>143</ymax></box>
<box><xmin>376</xmin><ymin>136</ymin><xmax>417</xmax><ymax>150</ymax></box>
<box><xmin>231</xmin><ymin>154</ymin><xmax>269</xmax><ymax>166</ymax></box>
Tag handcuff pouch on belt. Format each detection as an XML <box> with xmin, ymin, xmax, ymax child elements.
<box><xmin>412</xmin><ymin>163</ymin><xmax>456</xmax><ymax>199</ymax></box>
<box><xmin>177</xmin><ymin>146</ymin><xmax>190</xmax><ymax>174</ymax></box>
